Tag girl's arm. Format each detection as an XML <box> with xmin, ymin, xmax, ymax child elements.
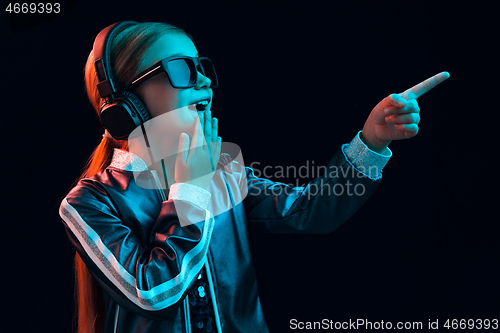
<box><xmin>241</xmin><ymin>72</ymin><xmax>449</xmax><ymax>234</ymax></box>
<box><xmin>241</xmin><ymin>132</ymin><xmax>389</xmax><ymax>234</ymax></box>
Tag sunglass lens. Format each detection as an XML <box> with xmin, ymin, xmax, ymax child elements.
<box><xmin>167</xmin><ymin>59</ymin><xmax>196</xmax><ymax>88</ymax></box>
<box><xmin>200</xmin><ymin>58</ymin><xmax>218</xmax><ymax>88</ymax></box>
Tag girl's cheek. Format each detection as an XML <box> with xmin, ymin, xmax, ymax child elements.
<box><xmin>168</xmin><ymin>107</ymin><xmax>199</xmax><ymax>133</ymax></box>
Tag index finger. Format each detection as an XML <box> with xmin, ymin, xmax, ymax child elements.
<box><xmin>401</xmin><ymin>71</ymin><xmax>450</xmax><ymax>100</ymax></box>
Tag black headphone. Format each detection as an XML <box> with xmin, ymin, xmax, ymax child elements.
<box><xmin>92</xmin><ymin>21</ymin><xmax>151</xmax><ymax>140</ymax></box>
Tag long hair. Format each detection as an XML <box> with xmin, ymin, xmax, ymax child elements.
<box><xmin>73</xmin><ymin>21</ymin><xmax>188</xmax><ymax>333</ymax></box>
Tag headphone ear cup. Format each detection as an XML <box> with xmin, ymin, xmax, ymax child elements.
<box><xmin>100</xmin><ymin>91</ymin><xmax>150</xmax><ymax>140</ymax></box>
<box><xmin>117</xmin><ymin>90</ymin><xmax>150</xmax><ymax>124</ymax></box>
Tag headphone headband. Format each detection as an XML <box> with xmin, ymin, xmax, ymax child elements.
<box><xmin>91</xmin><ymin>20</ymin><xmax>151</xmax><ymax>140</ymax></box>
<box><xmin>93</xmin><ymin>21</ymin><xmax>138</xmax><ymax>98</ymax></box>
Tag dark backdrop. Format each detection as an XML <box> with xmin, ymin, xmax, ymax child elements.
<box><xmin>2</xmin><ymin>1</ymin><xmax>497</xmax><ymax>332</ymax></box>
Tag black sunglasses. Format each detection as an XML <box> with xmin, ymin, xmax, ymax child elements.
<box><xmin>129</xmin><ymin>56</ymin><xmax>218</xmax><ymax>89</ymax></box>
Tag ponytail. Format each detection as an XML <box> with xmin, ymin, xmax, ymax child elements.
<box><xmin>73</xmin><ymin>136</ymin><xmax>128</xmax><ymax>333</ymax></box>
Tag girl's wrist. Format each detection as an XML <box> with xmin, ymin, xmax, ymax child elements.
<box><xmin>359</xmin><ymin>131</ymin><xmax>391</xmax><ymax>154</ymax></box>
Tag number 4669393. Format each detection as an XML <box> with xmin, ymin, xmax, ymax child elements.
<box><xmin>6</xmin><ymin>3</ymin><xmax>61</xmax><ymax>14</ymax></box>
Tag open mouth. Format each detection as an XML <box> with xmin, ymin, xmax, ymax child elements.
<box><xmin>194</xmin><ymin>98</ymin><xmax>210</xmax><ymax>111</ymax></box>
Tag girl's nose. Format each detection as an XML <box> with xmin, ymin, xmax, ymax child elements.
<box><xmin>195</xmin><ymin>71</ymin><xmax>212</xmax><ymax>89</ymax></box>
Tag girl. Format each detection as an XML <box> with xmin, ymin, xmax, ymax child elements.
<box><xmin>59</xmin><ymin>20</ymin><xmax>448</xmax><ymax>333</ymax></box>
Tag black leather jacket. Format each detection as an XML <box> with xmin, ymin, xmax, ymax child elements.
<box><xmin>59</xmin><ymin>139</ymin><xmax>384</xmax><ymax>333</ymax></box>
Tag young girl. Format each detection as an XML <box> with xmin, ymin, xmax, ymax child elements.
<box><xmin>59</xmin><ymin>20</ymin><xmax>448</xmax><ymax>333</ymax></box>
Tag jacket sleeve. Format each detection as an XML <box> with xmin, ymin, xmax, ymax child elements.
<box><xmin>59</xmin><ymin>181</ymin><xmax>214</xmax><ymax>321</ymax></box>
<box><xmin>242</xmin><ymin>132</ymin><xmax>392</xmax><ymax>234</ymax></box>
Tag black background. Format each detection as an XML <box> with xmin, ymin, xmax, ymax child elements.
<box><xmin>2</xmin><ymin>1</ymin><xmax>497</xmax><ymax>332</ymax></box>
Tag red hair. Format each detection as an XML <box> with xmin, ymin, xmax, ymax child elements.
<box><xmin>73</xmin><ymin>21</ymin><xmax>188</xmax><ymax>333</ymax></box>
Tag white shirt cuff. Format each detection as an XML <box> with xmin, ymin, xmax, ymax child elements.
<box><xmin>342</xmin><ymin>131</ymin><xmax>392</xmax><ymax>180</ymax></box>
<box><xmin>168</xmin><ymin>183</ymin><xmax>211</xmax><ymax>209</ymax></box>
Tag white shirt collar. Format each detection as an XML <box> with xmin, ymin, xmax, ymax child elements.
<box><xmin>109</xmin><ymin>149</ymin><xmax>149</xmax><ymax>172</ymax></box>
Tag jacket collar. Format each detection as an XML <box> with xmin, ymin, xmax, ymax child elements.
<box><xmin>109</xmin><ymin>149</ymin><xmax>149</xmax><ymax>172</ymax></box>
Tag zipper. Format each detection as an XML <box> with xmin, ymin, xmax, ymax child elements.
<box><xmin>205</xmin><ymin>256</ymin><xmax>223</xmax><ymax>332</ymax></box>
<box><xmin>183</xmin><ymin>294</ymin><xmax>192</xmax><ymax>333</ymax></box>
<box><xmin>113</xmin><ymin>304</ymin><xmax>120</xmax><ymax>333</ymax></box>
<box><xmin>151</xmin><ymin>169</ymin><xmax>167</xmax><ymax>201</ymax></box>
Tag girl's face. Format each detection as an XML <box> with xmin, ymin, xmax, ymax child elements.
<box><xmin>128</xmin><ymin>32</ymin><xmax>214</xmax><ymax>171</ymax></box>
<box><xmin>134</xmin><ymin>32</ymin><xmax>213</xmax><ymax>128</ymax></box>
